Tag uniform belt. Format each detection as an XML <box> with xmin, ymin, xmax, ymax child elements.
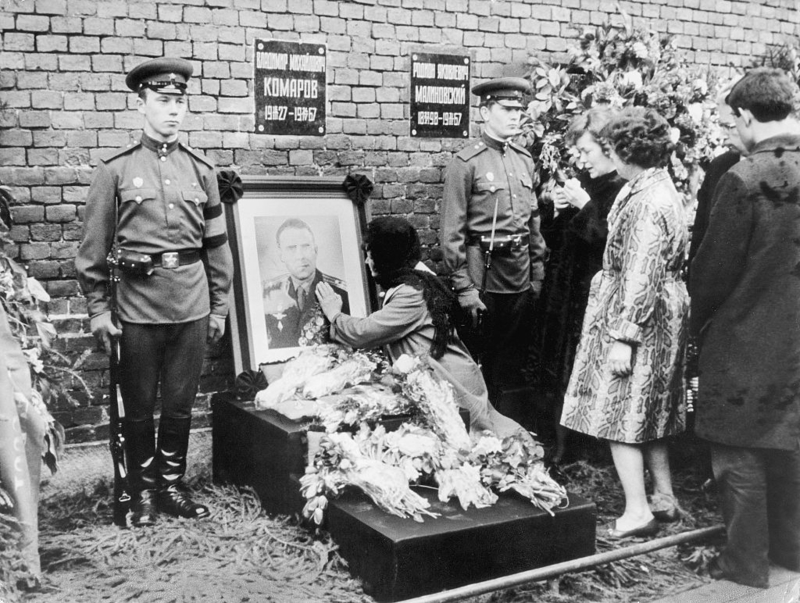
<box><xmin>151</xmin><ymin>250</ymin><xmax>201</xmax><ymax>268</ymax></box>
<box><xmin>465</xmin><ymin>234</ymin><xmax>527</xmax><ymax>251</ymax></box>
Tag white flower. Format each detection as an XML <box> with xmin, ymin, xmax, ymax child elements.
<box><xmin>23</xmin><ymin>348</ymin><xmax>45</xmax><ymax>373</ymax></box>
<box><xmin>687</xmin><ymin>103</ymin><xmax>704</xmax><ymax>124</ymax></box>
<box><xmin>471</xmin><ymin>435</ymin><xmax>503</xmax><ymax>456</ymax></box>
<box><xmin>632</xmin><ymin>41</ymin><xmax>648</xmax><ymax>59</ymax></box>
<box><xmin>620</xmin><ymin>71</ymin><xmax>643</xmax><ymax>89</ymax></box>
<box><xmin>669</xmin><ymin>128</ymin><xmax>681</xmax><ymax>144</ymax></box>
<box><xmin>392</xmin><ymin>354</ymin><xmax>417</xmax><ymax>374</ymax></box>
<box><xmin>692</xmin><ymin>79</ymin><xmax>708</xmax><ymax>96</ymax></box>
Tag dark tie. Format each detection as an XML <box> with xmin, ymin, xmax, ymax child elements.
<box><xmin>297</xmin><ymin>287</ymin><xmax>306</xmax><ymax>311</ymax></box>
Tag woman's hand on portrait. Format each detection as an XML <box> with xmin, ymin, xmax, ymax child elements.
<box><xmin>315</xmin><ymin>281</ymin><xmax>343</xmax><ymax>321</ymax></box>
<box><xmin>608</xmin><ymin>340</ymin><xmax>634</xmax><ymax>377</ymax></box>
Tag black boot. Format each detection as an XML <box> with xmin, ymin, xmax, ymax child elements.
<box><xmin>125</xmin><ymin>418</ymin><xmax>158</xmax><ymax>527</ymax></box>
<box><xmin>156</xmin><ymin>417</ymin><xmax>209</xmax><ymax>519</ymax></box>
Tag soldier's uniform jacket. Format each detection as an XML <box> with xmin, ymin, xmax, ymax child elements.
<box><xmin>441</xmin><ymin>132</ymin><xmax>546</xmax><ymax>294</ymax></box>
<box><xmin>263</xmin><ymin>269</ymin><xmax>349</xmax><ymax>348</ymax></box>
<box><xmin>75</xmin><ymin>133</ymin><xmax>233</xmax><ymax>324</ymax></box>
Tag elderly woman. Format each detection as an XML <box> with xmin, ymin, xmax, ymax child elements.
<box><xmin>561</xmin><ymin>107</ymin><xmax>688</xmax><ymax>539</ymax></box>
<box><xmin>315</xmin><ymin>216</ymin><xmax>531</xmax><ymax>442</ymax></box>
<box><xmin>534</xmin><ymin>107</ymin><xmax>626</xmax><ymax>465</ymax></box>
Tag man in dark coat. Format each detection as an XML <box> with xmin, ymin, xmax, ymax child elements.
<box><xmin>263</xmin><ymin>218</ymin><xmax>349</xmax><ymax>348</ymax></box>
<box><xmin>690</xmin><ymin>68</ymin><xmax>800</xmax><ymax>589</ymax></box>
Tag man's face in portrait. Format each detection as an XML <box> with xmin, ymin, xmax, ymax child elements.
<box><xmin>278</xmin><ymin>226</ymin><xmax>318</xmax><ymax>282</ymax></box>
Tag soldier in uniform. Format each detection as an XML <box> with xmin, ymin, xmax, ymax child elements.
<box><xmin>263</xmin><ymin>218</ymin><xmax>349</xmax><ymax>348</ymax></box>
<box><xmin>440</xmin><ymin>77</ymin><xmax>546</xmax><ymax>424</ymax></box>
<box><xmin>75</xmin><ymin>57</ymin><xmax>233</xmax><ymax>526</ymax></box>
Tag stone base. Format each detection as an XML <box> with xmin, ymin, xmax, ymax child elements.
<box><xmin>327</xmin><ymin>488</ymin><xmax>596</xmax><ymax>601</ymax></box>
<box><xmin>212</xmin><ymin>393</ymin><xmax>597</xmax><ymax>602</ymax></box>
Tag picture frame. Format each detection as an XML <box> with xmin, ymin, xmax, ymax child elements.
<box><xmin>225</xmin><ymin>176</ymin><xmax>374</xmax><ymax>374</ymax></box>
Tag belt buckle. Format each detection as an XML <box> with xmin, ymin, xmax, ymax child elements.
<box><xmin>162</xmin><ymin>252</ymin><xmax>179</xmax><ymax>269</ymax></box>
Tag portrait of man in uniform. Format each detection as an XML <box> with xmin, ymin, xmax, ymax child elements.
<box><xmin>260</xmin><ymin>217</ymin><xmax>350</xmax><ymax>349</ymax></box>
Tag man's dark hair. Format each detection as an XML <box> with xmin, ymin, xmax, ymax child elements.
<box><xmin>276</xmin><ymin>218</ymin><xmax>315</xmax><ymax>247</ymax></box>
<box><xmin>726</xmin><ymin>67</ymin><xmax>799</xmax><ymax>122</ymax></box>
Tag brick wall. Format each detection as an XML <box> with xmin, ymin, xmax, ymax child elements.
<box><xmin>1</xmin><ymin>0</ymin><xmax>798</xmax><ymax>443</ymax></box>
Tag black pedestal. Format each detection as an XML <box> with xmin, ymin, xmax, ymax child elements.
<box><xmin>327</xmin><ymin>489</ymin><xmax>596</xmax><ymax>601</ymax></box>
<box><xmin>212</xmin><ymin>393</ymin><xmax>597</xmax><ymax>602</ymax></box>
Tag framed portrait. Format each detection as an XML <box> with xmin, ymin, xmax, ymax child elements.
<box><xmin>225</xmin><ymin>176</ymin><xmax>374</xmax><ymax>374</ymax></box>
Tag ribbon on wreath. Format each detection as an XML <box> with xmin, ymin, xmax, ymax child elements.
<box><xmin>234</xmin><ymin>368</ymin><xmax>268</xmax><ymax>401</ymax></box>
<box><xmin>342</xmin><ymin>174</ymin><xmax>374</xmax><ymax>205</ymax></box>
<box><xmin>216</xmin><ymin>169</ymin><xmax>244</xmax><ymax>204</ymax></box>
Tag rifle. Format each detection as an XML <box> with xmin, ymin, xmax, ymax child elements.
<box><xmin>107</xmin><ymin>252</ymin><xmax>131</xmax><ymax>527</ymax></box>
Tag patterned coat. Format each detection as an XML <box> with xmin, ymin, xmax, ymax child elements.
<box><xmin>561</xmin><ymin>168</ymin><xmax>688</xmax><ymax>443</ymax></box>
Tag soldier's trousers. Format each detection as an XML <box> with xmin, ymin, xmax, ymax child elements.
<box><xmin>118</xmin><ymin>317</ymin><xmax>208</xmax><ymax>422</ymax></box>
<box><xmin>473</xmin><ymin>289</ymin><xmax>536</xmax><ymax>411</ymax></box>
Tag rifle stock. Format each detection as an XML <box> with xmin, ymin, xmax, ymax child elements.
<box><xmin>109</xmin><ymin>338</ymin><xmax>130</xmax><ymax>527</ymax></box>
<box><xmin>107</xmin><ymin>252</ymin><xmax>130</xmax><ymax>527</ymax></box>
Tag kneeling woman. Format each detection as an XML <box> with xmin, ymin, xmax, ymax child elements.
<box><xmin>315</xmin><ymin>216</ymin><xmax>530</xmax><ymax>442</ymax></box>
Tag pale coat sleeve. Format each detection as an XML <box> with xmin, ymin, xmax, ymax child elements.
<box><xmin>606</xmin><ymin>199</ymin><xmax>669</xmax><ymax>344</ymax></box>
<box><xmin>329</xmin><ymin>286</ymin><xmax>427</xmax><ymax>349</ymax></box>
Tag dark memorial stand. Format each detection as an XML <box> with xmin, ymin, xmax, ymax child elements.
<box><xmin>212</xmin><ymin>394</ymin><xmax>597</xmax><ymax>602</ymax></box>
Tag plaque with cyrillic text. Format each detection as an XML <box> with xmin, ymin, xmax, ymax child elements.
<box><xmin>254</xmin><ymin>40</ymin><xmax>326</xmax><ymax>136</ymax></box>
<box><xmin>410</xmin><ymin>53</ymin><xmax>470</xmax><ymax>138</ymax></box>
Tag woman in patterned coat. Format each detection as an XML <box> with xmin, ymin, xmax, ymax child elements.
<box><xmin>561</xmin><ymin>107</ymin><xmax>689</xmax><ymax>539</ymax></box>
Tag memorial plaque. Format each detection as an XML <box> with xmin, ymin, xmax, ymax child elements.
<box><xmin>254</xmin><ymin>39</ymin><xmax>326</xmax><ymax>136</ymax></box>
<box><xmin>410</xmin><ymin>52</ymin><xmax>471</xmax><ymax>138</ymax></box>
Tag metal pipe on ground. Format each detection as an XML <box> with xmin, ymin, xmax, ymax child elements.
<box><xmin>397</xmin><ymin>524</ymin><xmax>725</xmax><ymax>603</ymax></box>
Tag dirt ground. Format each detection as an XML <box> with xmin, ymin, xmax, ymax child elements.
<box><xmin>6</xmin><ymin>432</ymin><xmax>724</xmax><ymax>603</ymax></box>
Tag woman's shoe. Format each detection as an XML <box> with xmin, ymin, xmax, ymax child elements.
<box><xmin>601</xmin><ymin>517</ymin><xmax>660</xmax><ymax>540</ymax></box>
<box><xmin>649</xmin><ymin>493</ymin><xmax>680</xmax><ymax>522</ymax></box>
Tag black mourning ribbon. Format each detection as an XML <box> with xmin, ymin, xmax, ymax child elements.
<box><xmin>217</xmin><ymin>168</ymin><xmax>243</xmax><ymax>204</ymax></box>
<box><xmin>235</xmin><ymin>368</ymin><xmax>268</xmax><ymax>400</ymax></box>
<box><xmin>343</xmin><ymin>174</ymin><xmax>374</xmax><ymax>205</ymax></box>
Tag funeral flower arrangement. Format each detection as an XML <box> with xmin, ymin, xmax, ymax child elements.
<box><xmin>520</xmin><ymin>6</ymin><xmax>727</xmax><ymax>205</ymax></box>
<box><xmin>254</xmin><ymin>346</ymin><xmax>567</xmax><ymax>524</ymax></box>
<box><xmin>0</xmin><ymin>188</ymin><xmax>65</xmax><ymax>481</ymax></box>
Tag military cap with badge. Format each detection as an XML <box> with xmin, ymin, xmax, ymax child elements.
<box><xmin>472</xmin><ymin>77</ymin><xmax>531</xmax><ymax>108</ymax></box>
<box><xmin>125</xmin><ymin>57</ymin><xmax>194</xmax><ymax>96</ymax></box>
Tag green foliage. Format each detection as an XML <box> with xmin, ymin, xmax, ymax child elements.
<box><xmin>520</xmin><ymin>5</ymin><xmax>728</xmax><ymax>202</ymax></box>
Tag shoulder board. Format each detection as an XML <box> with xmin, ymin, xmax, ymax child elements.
<box><xmin>100</xmin><ymin>141</ymin><xmax>140</xmax><ymax>163</ymax></box>
<box><xmin>263</xmin><ymin>274</ymin><xmax>290</xmax><ymax>290</ymax></box>
<box><xmin>508</xmin><ymin>140</ymin><xmax>532</xmax><ymax>157</ymax></box>
<box><xmin>455</xmin><ymin>140</ymin><xmax>488</xmax><ymax>161</ymax></box>
<box><xmin>179</xmin><ymin>142</ymin><xmax>215</xmax><ymax>168</ymax></box>
<box><xmin>322</xmin><ymin>272</ymin><xmax>347</xmax><ymax>289</ymax></box>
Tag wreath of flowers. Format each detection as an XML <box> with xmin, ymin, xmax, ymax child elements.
<box><xmin>519</xmin><ymin>5</ymin><xmax>729</xmax><ymax>205</ymax></box>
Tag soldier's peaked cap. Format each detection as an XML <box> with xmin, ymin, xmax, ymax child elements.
<box><xmin>126</xmin><ymin>57</ymin><xmax>193</xmax><ymax>95</ymax></box>
<box><xmin>472</xmin><ymin>77</ymin><xmax>531</xmax><ymax>108</ymax></box>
